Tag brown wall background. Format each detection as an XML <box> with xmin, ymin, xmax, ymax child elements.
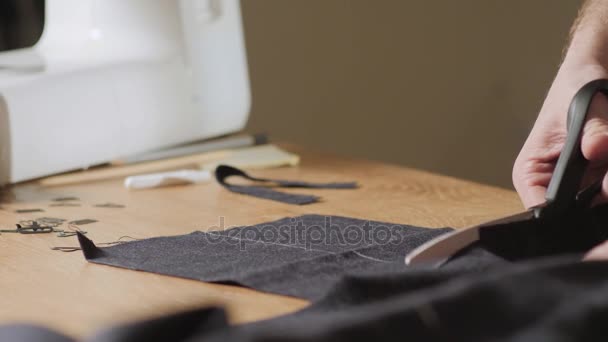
<box><xmin>242</xmin><ymin>0</ymin><xmax>582</xmax><ymax>189</ymax></box>
<box><xmin>0</xmin><ymin>1</ymin><xmax>582</xmax><ymax>189</ymax></box>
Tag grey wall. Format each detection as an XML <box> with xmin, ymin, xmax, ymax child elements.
<box><xmin>242</xmin><ymin>0</ymin><xmax>582</xmax><ymax>188</ymax></box>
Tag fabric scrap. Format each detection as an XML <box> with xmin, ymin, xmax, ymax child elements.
<box><xmin>15</xmin><ymin>209</ymin><xmax>44</xmax><ymax>213</ymax></box>
<box><xmin>70</xmin><ymin>219</ymin><xmax>98</xmax><ymax>226</ymax></box>
<box><xmin>15</xmin><ymin>208</ymin><xmax>44</xmax><ymax>214</ymax></box>
<box><xmin>50</xmin><ymin>203</ymin><xmax>81</xmax><ymax>207</ymax></box>
<box><xmin>215</xmin><ymin>165</ymin><xmax>357</xmax><ymax>205</ymax></box>
<box><xmin>94</xmin><ymin>203</ymin><xmax>125</xmax><ymax>209</ymax></box>
<box><xmin>52</xmin><ymin>197</ymin><xmax>79</xmax><ymax>202</ymax></box>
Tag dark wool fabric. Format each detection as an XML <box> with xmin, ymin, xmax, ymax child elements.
<box><xmin>76</xmin><ymin>214</ymin><xmax>453</xmax><ymax>300</ymax></box>
<box><xmin>5</xmin><ymin>257</ymin><xmax>608</xmax><ymax>341</ymax></box>
<box><xmin>215</xmin><ymin>165</ymin><xmax>358</xmax><ymax>205</ymax></box>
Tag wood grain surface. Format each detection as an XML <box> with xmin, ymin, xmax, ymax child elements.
<box><xmin>0</xmin><ymin>145</ymin><xmax>523</xmax><ymax>339</ymax></box>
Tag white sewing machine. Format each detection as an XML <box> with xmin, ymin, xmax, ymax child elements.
<box><xmin>0</xmin><ymin>0</ymin><xmax>250</xmax><ymax>184</ymax></box>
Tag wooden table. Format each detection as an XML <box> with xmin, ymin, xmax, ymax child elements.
<box><xmin>0</xmin><ymin>145</ymin><xmax>523</xmax><ymax>339</ymax></box>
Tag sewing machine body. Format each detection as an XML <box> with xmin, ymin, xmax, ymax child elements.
<box><xmin>0</xmin><ymin>0</ymin><xmax>250</xmax><ymax>184</ymax></box>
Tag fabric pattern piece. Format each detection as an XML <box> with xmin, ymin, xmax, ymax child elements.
<box><xmin>214</xmin><ymin>165</ymin><xmax>358</xmax><ymax>205</ymax></box>
<box><xmin>77</xmin><ymin>214</ymin><xmax>453</xmax><ymax>300</ymax></box>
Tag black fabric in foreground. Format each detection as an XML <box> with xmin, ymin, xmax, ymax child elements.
<box><xmin>214</xmin><ymin>165</ymin><xmax>358</xmax><ymax>205</ymax></box>
<box><xmin>76</xmin><ymin>214</ymin><xmax>453</xmax><ymax>300</ymax></box>
<box><xmin>5</xmin><ymin>257</ymin><xmax>608</xmax><ymax>341</ymax></box>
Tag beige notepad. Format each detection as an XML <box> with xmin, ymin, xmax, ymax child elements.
<box><xmin>39</xmin><ymin>145</ymin><xmax>299</xmax><ymax>187</ymax></box>
<box><xmin>201</xmin><ymin>144</ymin><xmax>299</xmax><ymax>171</ymax></box>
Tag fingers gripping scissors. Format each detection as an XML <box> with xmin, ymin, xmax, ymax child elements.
<box><xmin>406</xmin><ymin>79</ymin><xmax>608</xmax><ymax>267</ymax></box>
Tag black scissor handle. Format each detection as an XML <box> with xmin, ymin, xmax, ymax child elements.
<box><xmin>537</xmin><ymin>79</ymin><xmax>608</xmax><ymax>218</ymax></box>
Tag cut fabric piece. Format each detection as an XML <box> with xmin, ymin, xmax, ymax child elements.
<box><xmin>94</xmin><ymin>203</ymin><xmax>125</xmax><ymax>209</ymax></box>
<box><xmin>52</xmin><ymin>197</ymin><xmax>79</xmax><ymax>202</ymax></box>
<box><xmin>214</xmin><ymin>165</ymin><xmax>357</xmax><ymax>205</ymax></box>
<box><xmin>50</xmin><ymin>203</ymin><xmax>81</xmax><ymax>207</ymax></box>
<box><xmin>70</xmin><ymin>219</ymin><xmax>98</xmax><ymax>226</ymax></box>
<box><xmin>15</xmin><ymin>209</ymin><xmax>44</xmax><ymax>213</ymax></box>
<box><xmin>77</xmin><ymin>215</ymin><xmax>452</xmax><ymax>300</ymax></box>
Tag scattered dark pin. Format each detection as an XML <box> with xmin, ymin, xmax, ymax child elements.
<box><xmin>15</xmin><ymin>209</ymin><xmax>44</xmax><ymax>213</ymax></box>
<box><xmin>49</xmin><ymin>203</ymin><xmax>81</xmax><ymax>207</ymax></box>
<box><xmin>68</xmin><ymin>219</ymin><xmax>98</xmax><ymax>226</ymax></box>
<box><xmin>94</xmin><ymin>203</ymin><xmax>125</xmax><ymax>209</ymax></box>
<box><xmin>52</xmin><ymin>196</ymin><xmax>80</xmax><ymax>202</ymax></box>
<box><xmin>51</xmin><ymin>247</ymin><xmax>82</xmax><ymax>252</ymax></box>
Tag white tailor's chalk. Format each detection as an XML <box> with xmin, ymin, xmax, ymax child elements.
<box><xmin>124</xmin><ymin>170</ymin><xmax>212</xmax><ymax>190</ymax></box>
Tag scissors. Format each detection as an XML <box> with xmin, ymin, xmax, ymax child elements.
<box><xmin>406</xmin><ymin>79</ymin><xmax>608</xmax><ymax>267</ymax></box>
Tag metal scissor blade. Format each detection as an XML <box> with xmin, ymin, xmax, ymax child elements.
<box><xmin>405</xmin><ymin>211</ymin><xmax>534</xmax><ymax>267</ymax></box>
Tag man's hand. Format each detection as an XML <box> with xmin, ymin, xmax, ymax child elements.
<box><xmin>512</xmin><ymin>63</ymin><xmax>608</xmax><ymax>209</ymax></box>
<box><xmin>512</xmin><ymin>0</ymin><xmax>608</xmax><ymax>260</ymax></box>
